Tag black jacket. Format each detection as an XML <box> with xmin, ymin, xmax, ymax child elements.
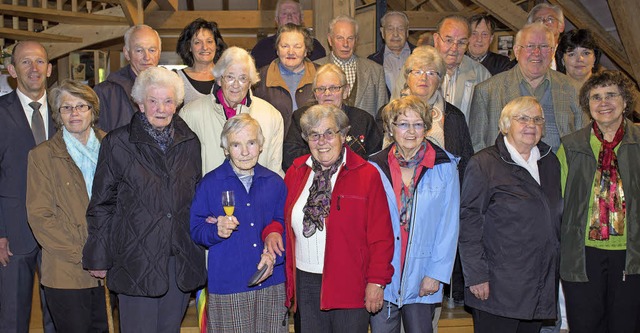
<box><xmin>93</xmin><ymin>65</ymin><xmax>139</xmax><ymax>132</ymax></box>
<box><xmin>83</xmin><ymin>113</ymin><xmax>206</xmax><ymax>296</ymax></box>
<box><xmin>476</xmin><ymin>51</ymin><xmax>515</xmax><ymax>76</ymax></box>
<box><xmin>367</xmin><ymin>42</ymin><xmax>416</xmax><ymax>66</ymax></box>
<box><xmin>459</xmin><ymin>134</ymin><xmax>562</xmax><ymax>320</ymax></box>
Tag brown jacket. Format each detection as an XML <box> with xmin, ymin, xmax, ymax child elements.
<box><xmin>26</xmin><ymin>128</ymin><xmax>105</xmax><ymax>289</ymax></box>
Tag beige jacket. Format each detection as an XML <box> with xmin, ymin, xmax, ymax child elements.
<box><xmin>26</xmin><ymin>129</ymin><xmax>105</xmax><ymax>289</ymax></box>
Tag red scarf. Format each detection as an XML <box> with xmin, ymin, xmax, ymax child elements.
<box><xmin>216</xmin><ymin>88</ymin><xmax>247</xmax><ymax>120</ymax></box>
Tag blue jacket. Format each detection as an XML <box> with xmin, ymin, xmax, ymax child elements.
<box><xmin>369</xmin><ymin>143</ymin><xmax>460</xmax><ymax>306</ymax></box>
<box><xmin>190</xmin><ymin>160</ymin><xmax>287</xmax><ymax>294</ymax></box>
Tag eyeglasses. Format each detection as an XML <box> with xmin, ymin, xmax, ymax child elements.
<box><xmin>408</xmin><ymin>69</ymin><xmax>440</xmax><ymax>79</ymax></box>
<box><xmin>313</xmin><ymin>85</ymin><xmax>344</xmax><ymax>94</ymax></box>
<box><xmin>221</xmin><ymin>74</ymin><xmax>249</xmax><ymax>85</ymax></box>
<box><xmin>534</xmin><ymin>16</ymin><xmax>558</xmax><ymax>25</ymax></box>
<box><xmin>512</xmin><ymin>115</ymin><xmax>545</xmax><ymax>125</ymax></box>
<box><xmin>471</xmin><ymin>31</ymin><xmax>491</xmax><ymax>40</ymax></box>
<box><xmin>517</xmin><ymin>44</ymin><xmax>554</xmax><ymax>54</ymax></box>
<box><xmin>60</xmin><ymin>104</ymin><xmax>92</xmax><ymax>114</ymax></box>
<box><xmin>393</xmin><ymin>122</ymin><xmax>426</xmax><ymax>131</ymax></box>
<box><xmin>589</xmin><ymin>92</ymin><xmax>621</xmax><ymax>103</ymax></box>
<box><xmin>384</xmin><ymin>26</ymin><xmax>407</xmax><ymax>34</ymax></box>
<box><xmin>436</xmin><ymin>34</ymin><xmax>469</xmax><ymax>49</ymax></box>
<box><xmin>307</xmin><ymin>128</ymin><xmax>341</xmax><ymax>142</ymax></box>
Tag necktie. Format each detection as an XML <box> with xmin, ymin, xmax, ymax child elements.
<box><xmin>30</xmin><ymin>101</ymin><xmax>46</xmax><ymax>145</ymax></box>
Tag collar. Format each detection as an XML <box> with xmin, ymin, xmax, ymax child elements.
<box><xmin>515</xmin><ymin>65</ymin><xmax>550</xmax><ymax>88</ymax></box>
<box><xmin>16</xmin><ymin>88</ymin><xmax>47</xmax><ymax>112</ymax></box>
<box><xmin>495</xmin><ymin>132</ymin><xmax>552</xmax><ymax>163</ymax></box>
<box><xmin>214</xmin><ymin>158</ymin><xmax>271</xmax><ymax>181</ymax></box>
<box><xmin>128</xmin><ymin>112</ymin><xmax>194</xmax><ymax>148</ymax></box>
<box><xmin>292</xmin><ymin>145</ymin><xmax>366</xmax><ymax>172</ymax></box>
<box><xmin>466</xmin><ymin>51</ymin><xmax>488</xmax><ymax>62</ymax></box>
<box><xmin>331</xmin><ymin>52</ymin><xmax>357</xmax><ymax>66</ymax></box>
<box><xmin>265</xmin><ymin>59</ymin><xmax>316</xmax><ymax>90</ymax></box>
<box><xmin>384</xmin><ymin>43</ymin><xmax>411</xmax><ymax>57</ymax></box>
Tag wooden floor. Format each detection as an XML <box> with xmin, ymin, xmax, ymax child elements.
<box><xmin>28</xmin><ymin>278</ymin><xmax>474</xmax><ymax>333</ymax></box>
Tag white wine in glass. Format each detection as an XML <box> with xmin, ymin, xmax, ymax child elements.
<box><xmin>222</xmin><ymin>190</ymin><xmax>235</xmax><ymax>216</ymax></box>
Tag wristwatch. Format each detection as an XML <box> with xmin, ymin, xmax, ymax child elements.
<box><xmin>373</xmin><ymin>283</ymin><xmax>386</xmax><ymax>290</ymax></box>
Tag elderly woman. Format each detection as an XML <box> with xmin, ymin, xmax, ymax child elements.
<box><xmin>190</xmin><ymin>114</ymin><xmax>287</xmax><ymax>332</ymax></box>
<box><xmin>558</xmin><ymin>70</ymin><xmax>640</xmax><ymax>333</ymax></box>
<box><xmin>555</xmin><ymin>29</ymin><xmax>601</xmax><ymax>87</ymax></box>
<box><xmin>283</xmin><ymin>63</ymin><xmax>383</xmax><ymax>170</ymax></box>
<box><xmin>181</xmin><ymin>46</ymin><xmax>284</xmax><ymax>175</ymax></box>
<box><xmin>368</xmin><ymin>96</ymin><xmax>460</xmax><ymax>333</ymax></box>
<box><xmin>83</xmin><ymin>67</ymin><xmax>206</xmax><ymax>333</ymax></box>
<box><xmin>284</xmin><ymin>104</ymin><xmax>394</xmax><ymax>332</ymax></box>
<box><xmin>459</xmin><ymin>96</ymin><xmax>562</xmax><ymax>333</ymax></box>
<box><xmin>253</xmin><ymin>23</ymin><xmax>317</xmax><ymax>137</ymax></box>
<box><xmin>176</xmin><ymin>18</ymin><xmax>227</xmax><ymax>105</ymax></box>
<box><xmin>26</xmin><ymin>80</ymin><xmax>107</xmax><ymax>333</ymax></box>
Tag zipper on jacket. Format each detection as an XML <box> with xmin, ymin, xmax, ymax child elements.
<box><xmin>623</xmin><ymin>270</ymin><xmax>627</xmax><ymax>282</ymax></box>
<box><xmin>337</xmin><ymin>195</ymin><xmax>341</xmax><ymax>211</ymax></box>
<box><xmin>399</xmin><ymin>187</ymin><xmax>420</xmax><ymax>306</ymax></box>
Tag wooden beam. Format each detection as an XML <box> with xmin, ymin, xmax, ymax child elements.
<box><xmin>0</xmin><ymin>4</ymin><xmax>128</xmax><ymax>25</ymax></box>
<box><xmin>548</xmin><ymin>0</ymin><xmax>632</xmax><ymax>78</ymax></box>
<box><xmin>145</xmin><ymin>10</ymin><xmax>314</xmax><ymax>31</ymax></box>
<box><xmin>404</xmin><ymin>11</ymin><xmax>463</xmax><ymax>30</ymax></box>
<box><xmin>153</xmin><ymin>0</ymin><xmax>178</xmax><ymax>11</ymax></box>
<box><xmin>469</xmin><ymin>0</ymin><xmax>527</xmax><ymax>31</ymax></box>
<box><xmin>606</xmin><ymin>0</ymin><xmax>640</xmax><ymax>85</ymax></box>
<box><xmin>118</xmin><ymin>0</ymin><xmax>143</xmax><ymax>26</ymax></box>
<box><xmin>0</xmin><ymin>27</ymin><xmax>83</xmax><ymax>42</ymax></box>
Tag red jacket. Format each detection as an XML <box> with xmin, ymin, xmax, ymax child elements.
<box><xmin>284</xmin><ymin>147</ymin><xmax>394</xmax><ymax>311</ymax></box>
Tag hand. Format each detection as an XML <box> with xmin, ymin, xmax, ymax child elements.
<box><xmin>418</xmin><ymin>276</ymin><xmax>440</xmax><ymax>297</ymax></box>
<box><xmin>0</xmin><ymin>237</ymin><xmax>12</xmax><ymax>267</ymax></box>
<box><xmin>256</xmin><ymin>249</ymin><xmax>275</xmax><ymax>284</ymax></box>
<box><xmin>217</xmin><ymin>215</ymin><xmax>239</xmax><ymax>238</ymax></box>
<box><xmin>264</xmin><ymin>232</ymin><xmax>284</xmax><ymax>258</ymax></box>
<box><xmin>206</xmin><ymin>216</ymin><xmax>218</xmax><ymax>224</ymax></box>
<box><xmin>470</xmin><ymin>282</ymin><xmax>490</xmax><ymax>301</ymax></box>
<box><xmin>364</xmin><ymin>283</ymin><xmax>385</xmax><ymax>313</ymax></box>
<box><xmin>89</xmin><ymin>270</ymin><xmax>107</xmax><ymax>279</ymax></box>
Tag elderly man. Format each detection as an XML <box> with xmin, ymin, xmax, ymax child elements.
<box><xmin>527</xmin><ymin>3</ymin><xmax>565</xmax><ymax>70</ymax></box>
<box><xmin>251</xmin><ymin>0</ymin><xmax>326</xmax><ymax>69</ymax></box>
<box><xmin>368</xmin><ymin>11</ymin><xmax>416</xmax><ymax>93</ymax></box>
<box><xmin>433</xmin><ymin>15</ymin><xmax>491</xmax><ymax>123</ymax></box>
<box><xmin>0</xmin><ymin>41</ymin><xmax>56</xmax><ymax>333</ymax></box>
<box><xmin>466</xmin><ymin>14</ymin><xmax>514</xmax><ymax>75</ymax></box>
<box><xmin>94</xmin><ymin>24</ymin><xmax>161</xmax><ymax>131</ymax></box>
<box><xmin>469</xmin><ymin>23</ymin><xmax>585</xmax><ymax>153</ymax></box>
<box><xmin>316</xmin><ymin>15</ymin><xmax>388</xmax><ymax>118</ymax></box>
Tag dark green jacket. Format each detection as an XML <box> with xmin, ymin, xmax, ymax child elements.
<box><xmin>559</xmin><ymin>121</ymin><xmax>640</xmax><ymax>282</ymax></box>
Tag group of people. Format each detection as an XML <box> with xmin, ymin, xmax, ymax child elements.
<box><xmin>1</xmin><ymin>1</ymin><xmax>639</xmax><ymax>333</ymax></box>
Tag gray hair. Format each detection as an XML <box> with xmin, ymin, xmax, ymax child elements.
<box><xmin>131</xmin><ymin>66</ymin><xmax>185</xmax><ymax>105</ymax></box>
<box><xmin>381</xmin><ymin>95</ymin><xmax>432</xmax><ymax>139</ymax></box>
<box><xmin>526</xmin><ymin>3</ymin><xmax>564</xmax><ymax>26</ymax></box>
<box><xmin>220</xmin><ymin>113</ymin><xmax>265</xmax><ymax>150</ymax></box>
<box><xmin>436</xmin><ymin>14</ymin><xmax>471</xmax><ymax>37</ymax></box>
<box><xmin>300</xmin><ymin>104</ymin><xmax>350</xmax><ymax>141</ymax></box>
<box><xmin>124</xmin><ymin>25</ymin><xmax>161</xmax><ymax>51</ymax></box>
<box><xmin>49</xmin><ymin>79</ymin><xmax>100</xmax><ymax>128</ymax></box>
<box><xmin>275</xmin><ymin>0</ymin><xmax>303</xmax><ymax>25</ymax></box>
<box><xmin>403</xmin><ymin>46</ymin><xmax>446</xmax><ymax>80</ymax></box>
<box><xmin>515</xmin><ymin>22</ymin><xmax>555</xmax><ymax>49</ymax></box>
<box><xmin>328</xmin><ymin>15</ymin><xmax>359</xmax><ymax>36</ymax></box>
<box><xmin>313</xmin><ymin>63</ymin><xmax>347</xmax><ymax>90</ymax></box>
<box><xmin>498</xmin><ymin>96</ymin><xmax>541</xmax><ymax>134</ymax></box>
<box><xmin>212</xmin><ymin>46</ymin><xmax>260</xmax><ymax>85</ymax></box>
<box><xmin>381</xmin><ymin>11</ymin><xmax>409</xmax><ymax>28</ymax></box>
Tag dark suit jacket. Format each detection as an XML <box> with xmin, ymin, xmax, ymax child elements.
<box><xmin>0</xmin><ymin>90</ymin><xmax>56</xmax><ymax>254</ymax></box>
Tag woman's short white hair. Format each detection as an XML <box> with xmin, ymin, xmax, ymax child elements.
<box><xmin>220</xmin><ymin>113</ymin><xmax>265</xmax><ymax>151</ymax></box>
<box><xmin>212</xmin><ymin>46</ymin><xmax>260</xmax><ymax>85</ymax></box>
<box><xmin>498</xmin><ymin>96</ymin><xmax>541</xmax><ymax>134</ymax></box>
<box><xmin>131</xmin><ymin>66</ymin><xmax>184</xmax><ymax>105</ymax></box>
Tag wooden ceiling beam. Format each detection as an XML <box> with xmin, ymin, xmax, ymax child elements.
<box><xmin>145</xmin><ymin>10</ymin><xmax>314</xmax><ymax>31</ymax></box>
<box><xmin>0</xmin><ymin>27</ymin><xmax>83</xmax><ymax>42</ymax></box>
<box><xmin>153</xmin><ymin>0</ymin><xmax>178</xmax><ymax>11</ymax></box>
<box><xmin>469</xmin><ymin>0</ymin><xmax>527</xmax><ymax>31</ymax></box>
<box><xmin>606</xmin><ymin>0</ymin><xmax>640</xmax><ymax>85</ymax></box>
<box><xmin>405</xmin><ymin>11</ymin><xmax>463</xmax><ymax>29</ymax></box>
<box><xmin>118</xmin><ymin>0</ymin><xmax>143</xmax><ymax>25</ymax></box>
<box><xmin>0</xmin><ymin>4</ymin><xmax>127</xmax><ymax>25</ymax></box>
<box><xmin>548</xmin><ymin>0</ymin><xmax>632</xmax><ymax>79</ymax></box>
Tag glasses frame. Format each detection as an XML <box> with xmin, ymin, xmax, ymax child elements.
<box><xmin>393</xmin><ymin>122</ymin><xmax>427</xmax><ymax>131</ymax></box>
<box><xmin>512</xmin><ymin>115</ymin><xmax>546</xmax><ymax>126</ymax></box>
<box><xmin>589</xmin><ymin>92</ymin><xmax>621</xmax><ymax>103</ymax></box>
<box><xmin>59</xmin><ymin>104</ymin><xmax>92</xmax><ymax>114</ymax></box>
<box><xmin>436</xmin><ymin>33</ymin><xmax>469</xmax><ymax>49</ymax></box>
<box><xmin>221</xmin><ymin>74</ymin><xmax>250</xmax><ymax>85</ymax></box>
<box><xmin>313</xmin><ymin>85</ymin><xmax>345</xmax><ymax>95</ymax></box>
<box><xmin>307</xmin><ymin>128</ymin><xmax>342</xmax><ymax>142</ymax></box>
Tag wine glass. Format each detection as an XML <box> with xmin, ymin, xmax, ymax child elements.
<box><xmin>222</xmin><ymin>190</ymin><xmax>235</xmax><ymax>216</ymax></box>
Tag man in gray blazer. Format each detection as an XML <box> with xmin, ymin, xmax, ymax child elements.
<box><xmin>0</xmin><ymin>41</ymin><xmax>56</xmax><ymax>333</ymax></box>
<box><xmin>469</xmin><ymin>23</ymin><xmax>586</xmax><ymax>153</ymax></box>
<box><xmin>316</xmin><ymin>15</ymin><xmax>388</xmax><ymax>118</ymax></box>
<box><xmin>434</xmin><ymin>15</ymin><xmax>491</xmax><ymax>123</ymax></box>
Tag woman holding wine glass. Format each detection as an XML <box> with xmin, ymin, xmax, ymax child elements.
<box><xmin>190</xmin><ymin>113</ymin><xmax>288</xmax><ymax>332</ymax></box>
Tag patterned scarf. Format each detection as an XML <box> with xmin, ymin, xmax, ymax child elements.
<box><xmin>137</xmin><ymin>112</ymin><xmax>175</xmax><ymax>153</ymax></box>
<box><xmin>301</xmin><ymin>149</ymin><xmax>345</xmax><ymax>238</ymax></box>
<box><xmin>62</xmin><ymin>127</ymin><xmax>100</xmax><ymax>199</ymax></box>
<box><xmin>394</xmin><ymin>140</ymin><xmax>428</xmax><ymax>232</ymax></box>
<box><xmin>590</xmin><ymin>121</ymin><xmax>626</xmax><ymax>240</ymax></box>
